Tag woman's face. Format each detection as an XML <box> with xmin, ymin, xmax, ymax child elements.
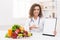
<box><xmin>33</xmin><ymin>6</ymin><xmax>40</xmax><ymax>17</ymax></box>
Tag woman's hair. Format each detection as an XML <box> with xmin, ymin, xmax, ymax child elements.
<box><xmin>29</xmin><ymin>3</ymin><xmax>42</xmax><ymax>18</ymax></box>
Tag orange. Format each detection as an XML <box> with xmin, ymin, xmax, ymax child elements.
<box><xmin>8</xmin><ymin>29</ymin><xmax>12</xmax><ymax>37</ymax></box>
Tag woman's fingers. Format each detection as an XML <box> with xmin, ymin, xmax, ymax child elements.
<box><xmin>54</xmin><ymin>31</ymin><xmax>57</xmax><ymax>36</ymax></box>
<box><xmin>29</xmin><ymin>25</ymin><xmax>35</xmax><ymax>30</ymax></box>
<box><xmin>29</xmin><ymin>26</ymin><xmax>38</xmax><ymax>30</ymax></box>
<box><xmin>29</xmin><ymin>25</ymin><xmax>38</xmax><ymax>30</ymax></box>
<box><xmin>29</xmin><ymin>27</ymin><xmax>33</xmax><ymax>30</ymax></box>
<box><xmin>32</xmin><ymin>25</ymin><xmax>38</xmax><ymax>28</ymax></box>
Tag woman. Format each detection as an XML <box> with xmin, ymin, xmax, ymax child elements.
<box><xmin>24</xmin><ymin>3</ymin><xmax>56</xmax><ymax>35</ymax></box>
<box><xmin>24</xmin><ymin>3</ymin><xmax>44</xmax><ymax>33</ymax></box>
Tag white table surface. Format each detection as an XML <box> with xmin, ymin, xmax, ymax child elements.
<box><xmin>0</xmin><ymin>30</ymin><xmax>60</xmax><ymax>40</ymax></box>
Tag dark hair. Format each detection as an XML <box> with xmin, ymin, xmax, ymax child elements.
<box><xmin>29</xmin><ymin>3</ymin><xmax>42</xmax><ymax>18</ymax></box>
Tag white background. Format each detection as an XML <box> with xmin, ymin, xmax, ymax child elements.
<box><xmin>0</xmin><ymin>0</ymin><xmax>60</xmax><ymax>34</ymax></box>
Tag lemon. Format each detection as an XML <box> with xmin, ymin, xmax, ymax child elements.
<box><xmin>28</xmin><ymin>32</ymin><xmax>32</xmax><ymax>37</ymax></box>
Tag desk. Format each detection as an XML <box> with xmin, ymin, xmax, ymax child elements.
<box><xmin>0</xmin><ymin>30</ymin><xmax>60</xmax><ymax>40</ymax></box>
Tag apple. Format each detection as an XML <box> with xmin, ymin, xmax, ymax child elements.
<box><xmin>5</xmin><ymin>33</ymin><xmax>9</xmax><ymax>38</ymax></box>
<box><xmin>23</xmin><ymin>33</ymin><xmax>27</xmax><ymax>37</ymax></box>
<box><xmin>24</xmin><ymin>31</ymin><xmax>28</xmax><ymax>34</ymax></box>
<box><xmin>23</xmin><ymin>31</ymin><xmax>28</xmax><ymax>37</ymax></box>
<box><xmin>15</xmin><ymin>29</ymin><xmax>21</xmax><ymax>34</ymax></box>
<box><xmin>11</xmin><ymin>32</ymin><xmax>18</xmax><ymax>38</ymax></box>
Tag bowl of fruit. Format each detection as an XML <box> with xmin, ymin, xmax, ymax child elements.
<box><xmin>5</xmin><ymin>24</ymin><xmax>32</xmax><ymax>39</ymax></box>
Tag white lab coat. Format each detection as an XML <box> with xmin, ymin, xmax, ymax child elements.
<box><xmin>24</xmin><ymin>17</ymin><xmax>45</xmax><ymax>33</ymax></box>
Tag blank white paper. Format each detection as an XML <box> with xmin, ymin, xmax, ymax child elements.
<box><xmin>43</xmin><ymin>18</ymin><xmax>56</xmax><ymax>35</ymax></box>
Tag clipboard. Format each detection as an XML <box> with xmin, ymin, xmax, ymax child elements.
<box><xmin>42</xmin><ymin>18</ymin><xmax>57</xmax><ymax>37</ymax></box>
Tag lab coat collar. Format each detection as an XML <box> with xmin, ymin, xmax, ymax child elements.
<box><xmin>32</xmin><ymin>16</ymin><xmax>39</xmax><ymax>21</ymax></box>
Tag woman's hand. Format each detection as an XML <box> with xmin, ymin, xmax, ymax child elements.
<box><xmin>29</xmin><ymin>25</ymin><xmax>38</xmax><ymax>30</ymax></box>
<box><xmin>54</xmin><ymin>30</ymin><xmax>57</xmax><ymax>36</ymax></box>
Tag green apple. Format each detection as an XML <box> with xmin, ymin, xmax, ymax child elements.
<box><xmin>5</xmin><ymin>33</ymin><xmax>9</xmax><ymax>38</ymax></box>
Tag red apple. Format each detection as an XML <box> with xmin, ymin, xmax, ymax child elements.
<box><xmin>24</xmin><ymin>31</ymin><xmax>28</xmax><ymax>34</ymax></box>
<box><xmin>11</xmin><ymin>32</ymin><xmax>18</xmax><ymax>38</ymax></box>
<box><xmin>23</xmin><ymin>31</ymin><xmax>28</xmax><ymax>37</ymax></box>
<box><xmin>15</xmin><ymin>29</ymin><xmax>20</xmax><ymax>34</ymax></box>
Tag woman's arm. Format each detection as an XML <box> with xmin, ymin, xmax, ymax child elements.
<box><xmin>24</xmin><ymin>18</ymin><xmax>31</xmax><ymax>31</ymax></box>
<box><xmin>29</xmin><ymin>25</ymin><xmax>38</xmax><ymax>30</ymax></box>
<box><xmin>54</xmin><ymin>29</ymin><xmax>57</xmax><ymax>36</ymax></box>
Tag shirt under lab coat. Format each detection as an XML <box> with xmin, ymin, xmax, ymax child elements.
<box><xmin>24</xmin><ymin>17</ymin><xmax>45</xmax><ymax>33</ymax></box>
